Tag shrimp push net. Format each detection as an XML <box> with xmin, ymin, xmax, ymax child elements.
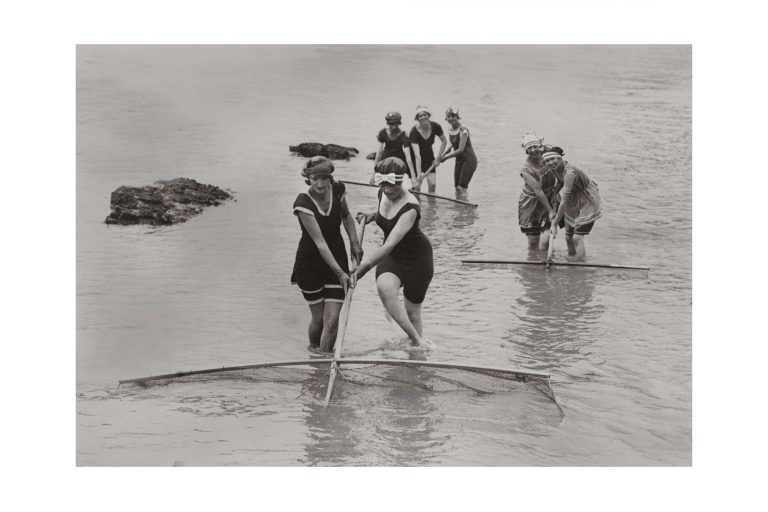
<box><xmin>119</xmin><ymin>358</ymin><xmax>559</xmax><ymax>406</ymax></box>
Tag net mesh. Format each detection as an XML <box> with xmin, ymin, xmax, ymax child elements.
<box><xmin>120</xmin><ymin>360</ymin><xmax>556</xmax><ymax>404</ymax></box>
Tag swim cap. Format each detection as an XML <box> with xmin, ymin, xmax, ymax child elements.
<box><xmin>445</xmin><ymin>105</ymin><xmax>460</xmax><ymax>118</ymax></box>
<box><xmin>385</xmin><ymin>111</ymin><xmax>402</xmax><ymax>124</ymax></box>
<box><xmin>301</xmin><ymin>156</ymin><xmax>335</xmax><ymax>179</ymax></box>
<box><xmin>521</xmin><ymin>132</ymin><xmax>544</xmax><ymax>149</ymax></box>
<box><xmin>374</xmin><ymin>156</ymin><xmax>406</xmax><ymax>175</ymax></box>
<box><xmin>542</xmin><ymin>146</ymin><xmax>565</xmax><ymax>160</ymax></box>
<box><xmin>414</xmin><ymin>106</ymin><xmax>431</xmax><ymax>120</ymax></box>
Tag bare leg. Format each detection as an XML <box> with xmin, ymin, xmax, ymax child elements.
<box><xmin>456</xmin><ymin>186</ymin><xmax>468</xmax><ymax>200</ymax></box>
<box><xmin>538</xmin><ymin>231</ymin><xmax>551</xmax><ymax>251</ymax></box>
<box><xmin>318</xmin><ymin>301</ymin><xmax>343</xmax><ymax>352</ymax></box>
<box><xmin>572</xmin><ymin>234</ymin><xmax>587</xmax><ymax>260</ymax></box>
<box><xmin>565</xmin><ymin>233</ymin><xmax>577</xmax><ymax>255</ymax></box>
<box><xmin>404</xmin><ymin>297</ymin><xmax>423</xmax><ymax>336</ymax></box>
<box><xmin>376</xmin><ymin>273</ymin><xmax>423</xmax><ymax>345</ymax></box>
<box><xmin>426</xmin><ymin>172</ymin><xmax>436</xmax><ymax>193</ymax></box>
<box><xmin>527</xmin><ymin>234</ymin><xmax>541</xmax><ymax>250</ymax></box>
<box><xmin>307</xmin><ymin>302</ymin><xmax>324</xmax><ymax>348</ymax></box>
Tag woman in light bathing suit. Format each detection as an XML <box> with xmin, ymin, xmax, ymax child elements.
<box><xmin>352</xmin><ymin>157</ymin><xmax>434</xmax><ymax>346</ymax></box>
<box><xmin>545</xmin><ymin>147</ymin><xmax>603</xmax><ymax>260</ymax></box>
<box><xmin>439</xmin><ymin>105</ymin><xmax>478</xmax><ymax>200</ymax></box>
<box><xmin>371</xmin><ymin>111</ymin><xmax>418</xmax><ymax>189</ymax></box>
<box><xmin>517</xmin><ymin>132</ymin><xmax>562</xmax><ymax>250</ymax></box>
<box><xmin>291</xmin><ymin>156</ymin><xmax>363</xmax><ymax>352</ymax></box>
<box><xmin>408</xmin><ymin>105</ymin><xmax>447</xmax><ymax>193</ymax></box>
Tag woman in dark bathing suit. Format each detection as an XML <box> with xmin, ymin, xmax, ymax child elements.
<box><xmin>439</xmin><ymin>105</ymin><xmax>478</xmax><ymax>200</ymax></box>
<box><xmin>351</xmin><ymin>157</ymin><xmax>433</xmax><ymax>346</ymax></box>
<box><xmin>409</xmin><ymin>105</ymin><xmax>447</xmax><ymax>193</ymax></box>
<box><xmin>291</xmin><ymin>156</ymin><xmax>363</xmax><ymax>352</ymax></box>
<box><xmin>371</xmin><ymin>111</ymin><xmax>418</xmax><ymax>189</ymax></box>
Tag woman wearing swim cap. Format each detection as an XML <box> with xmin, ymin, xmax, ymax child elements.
<box><xmin>371</xmin><ymin>111</ymin><xmax>418</xmax><ymax>189</ymax></box>
<box><xmin>291</xmin><ymin>156</ymin><xmax>364</xmax><ymax>352</ymax></box>
<box><xmin>439</xmin><ymin>105</ymin><xmax>478</xmax><ymax>200</ymax></box>
<box><xmin>544</xmin><ymin>147</ymin><xmax>603</xmax><ymax>260</ymax></box>
<box><xmin>517</xmin><ymin>132</ymin><xmax>562</xmax><ymax>250</ymax></box>
<box><xmin>352</xmin><ymin>157</ymin><xmax>434</xmax><ymax>346</ymax></box>
<box><xmin>408</xmin><ymin>106</ymin><xmax>447</xmax><ymax>193</ymax></box>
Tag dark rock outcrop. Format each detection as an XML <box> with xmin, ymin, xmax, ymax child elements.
<box><xmin>366</xmin><ymin>152</ymin><xmax>376</xmax><ymax>160</ymax></box>
<box><xmin>105</xmin><ymin>178</ymin><xmax>233</xmax><ymax>226</ymax></box>
<box><xmin>289</xmin><ymin>142</ymin><xmax>359</xmax><ymax>160</ymax></box>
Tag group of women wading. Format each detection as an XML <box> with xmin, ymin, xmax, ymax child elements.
<box><xmin>291</xmin><ymin>108</ymin><xmax>602</xmax><ymax>352</ymax></box>
<box><xmin>517</xmin><ymin>132</ymin><xmax>603</xmax><ymax>259</ymax></box>
<box><xmin>370</xmin><ymin>106</ymin><xmax>478</xmax><ymax>200</ymax></box>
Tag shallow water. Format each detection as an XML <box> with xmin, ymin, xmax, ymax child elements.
<box><xmin>77</xmin><ymin>45</ymin><xmax>691</xmax><ymax>466</ymax></box>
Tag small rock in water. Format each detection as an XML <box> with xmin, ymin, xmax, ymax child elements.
<box><xmin>104</xmin><ymin>177</ymin><xmax>233</xmax><ymax>226</ymax></box>
<box><xmin>289</xmin><ymin>142</ymin><xmax>359</xmax><ymax>160</ymax></box>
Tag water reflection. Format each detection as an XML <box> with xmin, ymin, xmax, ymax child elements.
<box><xmin>301</xmin><ymin>352</ymin><xmax>451</xmax><ymax>466</ymax></box>
<box><xmin>420</xmin><ymin>201</ymin><xmax>480</xmax><ymax>256</ymax></box>
<box><xmin>300</xmin><ymin>364</ymin><xmax>362</xmax><ymax>466</ymax></box>
<box><xmin>366</xmin><ymin>363</ymin><xmax>446</xmax><ymax>466</ymax></box>
<box><xmin>507</xmin><ymin>265</ymin><xmax>604</xmax><ymax>370</ymax></box>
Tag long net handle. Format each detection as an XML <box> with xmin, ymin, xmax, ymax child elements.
<box><xmin>546</xmin><ymin>229</ymin><xmax>555</xmax><ymax>265</ymax></box>
<box><xmin>340</xmin><ymin>180</ymin><xmax>477</xmax><ymax>207</ymax></box>
<box><xmin>324</xmin><ymin>218</ymin><xmax>367</xmax><ymax>405</ymax></box>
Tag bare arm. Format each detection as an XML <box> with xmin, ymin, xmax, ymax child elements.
<box><xmin>432</xmin><ymin>133</ymin><xmax>448</xmax><ymax>170</ymax></box>
<box><xmin>411</xmin><ymin>143</ymin><xmax>422</xmax><ymax>177</ymax></box>
<box><xmin>354</xmin><ymin>209</ymin><xmax>417</xmax><ymax>281</ymax></box>
<box><xmin>521</xmin><ymin>173</ymin><xmax>554</xmax><ymax>216</ymax></box>
<box><xmin>441</xmin><ymin>129</ymin><xmax>468</xmax><ymax>161</ymax></box>
<box><xmin>297</xmin><ymin>211</ymin><xmax>350</xmax><ymax>289</ymax></box>
<box><xmin>340</xmin><ymin>196</ymin><xmax>362</xmax><ymax>265</ymax></box>
<box><xmin>402</xmin><ymin>144</ymin><xmax>417</xmax><ymax>181</ymax></box>
<box><xmin>550</xmin><ymin>172</ymin><xmax>575</xmax><ymax>234</ymax></box>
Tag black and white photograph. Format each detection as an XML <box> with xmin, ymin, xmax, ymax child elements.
<box><xmin>7</xmin><ymin>0</ymin><xmax>767</xmax><ymax>510</ymax></box>
<box><xmin>76</xmin><ymin>44</ymin><xmax>691</xmax><ymax>466</ymax></box>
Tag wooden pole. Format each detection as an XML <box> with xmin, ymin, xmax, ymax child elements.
<box><xmin>461</xmin><ymin>259</ymin><xmax>650</xmax><ymax>271</ymax></box>
<box><xmin>340</xmin><ymin>179</ymin><xmax>478</xmax><ymax>207</ymax></box>
<box><xmin>546</xmin><ymin>230</ymin><xmax>555</xmax><ymax>269</ymax></box>
<box><xmin>324</xmin><ymin>219</ymin><xmax>367</xmax><ymax>405</ymax></box>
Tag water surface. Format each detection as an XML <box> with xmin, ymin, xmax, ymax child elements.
<box><xmin>77</xmin><ymin>45</ymin><xmax>691</xmax><ymax>466</ymax></box>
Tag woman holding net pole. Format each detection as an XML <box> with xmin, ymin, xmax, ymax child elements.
<box><xmin>290</xmin><ymin>156</ymin><xmax>363</xmax><ymax>352</ymax></box>
<box><xmin>351</xmin><ymin>157</ymin><xmax>434</xmax><ymax>346</ymax></box>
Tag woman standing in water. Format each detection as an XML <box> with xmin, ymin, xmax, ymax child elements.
<box><xmin>545</xmin><ymin>147</ymin><xmax>603</xmax><ymax>260</ymax></box>
<box><xmin>352</xmin><ymin>157</ymin><xmax>434</xmax><ymax>346</ymax></box>
<box><xmin>439</xmin><ymin>105</ymin><xmax>478</xmax><ymax>200</ymax></box>
<box><xmin>371</xmin><ymin>111</ymin><xmax>418</xmax><ymax>189</ymax></box>
<box><xmin>291</xmin><ymin>156</ymin><xmax>363</xmax><ymax>352</ymax></box>
<box><xmin>409</xmin><ymin>105</ymin><xmax>447</xmax><ymax>193</ymax></box>
<box><xmin>517</xmin><ymin>132</ymin><xmax>562</xmax><ymax>250</ymax></box>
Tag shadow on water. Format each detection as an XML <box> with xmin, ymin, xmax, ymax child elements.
<box><xmin>506</xmin><ymin>265</ymin><xmax>605</xmax><ymax>372</ymax></box>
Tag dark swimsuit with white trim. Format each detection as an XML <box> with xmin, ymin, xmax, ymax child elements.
<box><xmin>374</xmin><ymin>188</ymin><xmax>433</xmax><ymax>304</ymax></box>
<box><xmin>291</xmin><ymin>181</ymin><xmax>349</xmax><ymax>304</ymax></box>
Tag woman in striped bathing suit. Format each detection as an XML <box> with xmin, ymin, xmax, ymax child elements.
<box><xmin>291</xmin><ymin>156</ymin><xmax>363</xmax><ymax>352</ymax></box>
<box><xmin>517</xmin><ymin>132</ymin><xmax>562</xmax><ymax>250</ymax></box>
<box><xmin>545</xmin><ymin>147</ymin><xmax>603</xmax><ymax>260</ymax></box>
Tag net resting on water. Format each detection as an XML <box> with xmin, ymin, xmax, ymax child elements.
<box><xmin>119</xmin><ymin>220</ymin><xmax>561</xmax><ymax>412</ymax></box>
<box><xmin>118</xmin><ymin>358</ymin><xmax>559</xmax><ymax>406</ymax></box>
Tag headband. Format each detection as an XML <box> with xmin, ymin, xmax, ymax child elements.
<box><xmin>373</xmin><ymin>172</ymin><xmax>404</xmax><ymax>186</ymax></box>
<box><xmin>542</xmin><ymin>151</ymin><xmax>563</xmax><ymax>160</ymax></box>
